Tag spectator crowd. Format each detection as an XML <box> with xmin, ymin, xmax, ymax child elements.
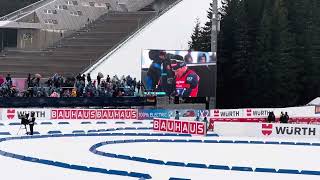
<box><xmin>0</xmin><ymin>73</ymin><xmax>143</xmax><ymax>98</ymax></box>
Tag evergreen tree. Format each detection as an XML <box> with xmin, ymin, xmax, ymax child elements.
<box><xmin>189</xmin><ymin>18</ymin><xmax>203</xmax><ymax>51</ymax></box>
<box><xmin>191</xmin><ymin>0</ymin><xmax>320</xmax><ymax>108</ymax></box>
<box><xmin>189</xmin><ymin>1</ymin><xmax>214</xmax><ymax>52</ymax></box>
<box><xmin>273</xmin><ymin>0</ymin><xmax>300</xmax><ymax>107</ymax></box>
<box><xmin>253</xmin><ymin>0</ymin><xmax>276</xmax><ymax>107</ymax></box>
<box><xmin>297</xmin><ymin>0</ymin><xmax>320</xmax><ymax>104</ymax></box>
<box><xmin>216</xmin><ymin>0</ymin><xmax>241</xmax><ymax>108</ymax></box>
<box><xmin>198</xmin><ymin>1</ymin><xmax>213</xmax><ymax>52</ymax></box>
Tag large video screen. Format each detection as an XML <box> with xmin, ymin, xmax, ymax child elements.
<box><xmin>141</xmin><ymin>49</ymin><xmax>216</xmax><ymax>97</ymax></box>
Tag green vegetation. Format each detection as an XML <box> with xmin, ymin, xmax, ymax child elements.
<box><xmin>189</xmin><ymin>0</ymin><xmax>320</xmax><ymax>108</ymax></box>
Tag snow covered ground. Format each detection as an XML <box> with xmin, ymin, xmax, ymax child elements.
<box><xmin>1</xmin><ymin>120</ymin><xmax>320</xmax><ymax>180</ymax></box>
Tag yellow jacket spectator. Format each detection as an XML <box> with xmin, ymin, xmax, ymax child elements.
<box><xmin>71</xmin><ymin>88</ymin><xmax>77</xmax><ymax>97</ymax></box>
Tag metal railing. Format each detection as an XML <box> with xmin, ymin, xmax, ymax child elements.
<box><xmin>0</xmin><ymin>0</ymin><xmax>55</xmax><ymax>21</ymax></box>
<box><xmin>83</xmin><ymin>0</ymin><xmax>183</xmax><ymax>74</ymax></box>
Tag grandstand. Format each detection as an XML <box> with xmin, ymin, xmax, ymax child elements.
<box><xmin>0</xmin><ymin>0</ymin><xmax>179</xmax><ymax>77</ymax></box>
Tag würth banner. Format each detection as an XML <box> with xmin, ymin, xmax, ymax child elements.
<box><xmin>214</xmin><ymin>122</ymin><xmax>320</xmax><ymax>139</ymax></box>
<box><xmin>2</xmin><ymin>108</ymin><xmax>50</xmax><ymax>121</ymax></box>
<box><xmin>153</xmin><ymin>118</ymin><xmax>206</xmax><ymax>135</ymax></box>
<box><xmin>51</xmin><ymin>109</ymin><xmax>138</xmax><ymax>120</ymax></box>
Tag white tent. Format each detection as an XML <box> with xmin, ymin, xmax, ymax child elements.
<box><xmin>307</xmin><ymin>97</ymin><xmax>320</xmax><ymax>106</ymax></box>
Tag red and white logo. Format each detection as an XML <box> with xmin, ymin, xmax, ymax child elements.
<box><xmin>262</xmin><ymin>123</ymin><xmax>273</xmax><ymax>136</ymax></box>
<box><xmin>51</xmin><ymin>109</ymin><xmax>138</xmax><ymax>120</ymax></box>
<box><xmin>7</xmin><ymin>109</ymin><xmax>15</xmax><ymax>119</ymax></box>
<box><xmin>246</xmin><ymin>109</ymin><xmax>252</xmax><ymax>117</ymax></box>
<box><xmin>214</xmin><ymin>110</ymin><xmax>219</xmax><ymax>117</ymax></box>
<box><xmin>208</xmin><ymin>118</ymin><xmax>215</xmax><ymax>130</ymax></box>
<box><xmin>153</xmin><ymin>118</ymin><xmax>206</xmax><ymax>135</ymax></box>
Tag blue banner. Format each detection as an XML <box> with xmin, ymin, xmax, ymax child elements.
<box><xmin>138</xmin><ymin>109</ymin><xmax>170</xmax><ymax>120</ymax></box>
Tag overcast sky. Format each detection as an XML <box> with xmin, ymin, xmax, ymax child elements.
<box><xmin>195</xmin><ymin>0</ymin><xmax>221</xmax><ymax>26</ymax></box>
<box><xmin>169</xmin><ymin>0</ymin><xmax>221</xmax><ymax>49</ymax></box>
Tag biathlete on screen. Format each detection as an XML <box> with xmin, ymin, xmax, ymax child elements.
<box><xmin>171</xmin><ymin>61</ymin><xmax>200</xmax><ymax>97</ymax></box>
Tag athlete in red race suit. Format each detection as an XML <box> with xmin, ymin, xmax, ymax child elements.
<box><xmin>171</xmin><ymin>61</ymin><xmax>200</xmax><ymax>97</ymax></box>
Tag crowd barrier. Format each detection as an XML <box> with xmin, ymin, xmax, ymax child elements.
<box><xmin>210</xmin><ymin>106</ymin><xmax>319</xmax><ymax>119</ymax></box>
<box><xmin>214</xmin><ymin>122</ymin><xmax>320</xmax><ymax>139</ymax></box>
<box><xmin>138</xmin><ymin>109</ymin><xmax>209</xmax><ymax>120</ymax></box>
<box><xmin>0</xmin><ymin>105</ymin><xmax>319</xmax><ymax>122</ymax></box>
<box><xmin>208</xmin><ymin>117</ymin><xmax>320</xmax><ymax>131</ymax></box>
<box><xmin>51</xmin><ymin>109</ymin><xmax>138</xmax><ymax>120</ymax></box>
<box><xmin>0</xmin><ymin>108</ymin><xmax>139</xmax><ymax>121</ymax></box>
<box><xmin>0</xmin><ymin>108</ymin><xmax>210</xmax><ymax>121</ymax></box>
<box><xmin>207</xmin><ymin>106</ymin><xmax>320</xmax><ymax>131</ymax></box>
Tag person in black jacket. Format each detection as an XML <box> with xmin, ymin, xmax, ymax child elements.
<box><xmin>284</xmin><ymin>112</ymin><xmax>289</xmax><ymax>123</ymax></box>
<box><xmin>20</xmin><ymin>113</ymin><xmax>29</xmax><ymax>134</ymax></box>
<box><xmin>87</xmin><ymin>73</ymin><xmax>91</xmax><ymax>84</ymax></box>
<box><xmin>29</xmin><ymin>112</ymin><xmax>36</xmax><ymax>135</ymax></box>
<box><xmin>280</xmin><ymin>112</ymin><xmax>285</xmax><ymax>123</ymax></box>
<box><xmin>6</xmin><ymin>74</ymin><xmax>12</xmax><ymax>86</ymax></box>
<box><xmin>97</xmin><ymin>74</ymin><xmax>101</xmax><ymax>86</ymax></box>
<box><xmin>267</xmin><ymin>112</ymin><xmax>276</xmax><ymax>123</ymax></box>
<box><xmin>146</xmin><ymin>50</ymin><xmax>163</xmax><ymax>90</ymax></box>
<box><xmin>271</xmin><ymin>112</ymin><xmax>276</xmax><ymax>122</ymax></box>
<box><xmin>267</xmin><ymin>112</ymin><xmax>272</xmax><ymax>123</ymax></box>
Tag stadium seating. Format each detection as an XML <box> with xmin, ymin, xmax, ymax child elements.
<box><xmin>0</xmin><ymin>11</ymin><xmax>156</xmax><ymax>78</ymax></box>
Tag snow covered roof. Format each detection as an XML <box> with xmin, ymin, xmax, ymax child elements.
<box><xmin>307</xmin><ymin>97</ymin><xmax>320</xmax><ymax>106</ymax></box>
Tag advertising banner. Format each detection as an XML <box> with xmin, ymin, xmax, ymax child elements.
<box><xmin>1</xmin><ymin>108</ymin><xmax>50</xmax><ymax>121</ymax></box>
<box><xmin>208</xmin><ymin>117</ymin><xmax>320</xmax><ymax>131</ymax></box>
<box><xmin>51</xmin><ymin>109</ymin><xmax>138</xmax><ymax>120</ymax></box>
<box><xmin>214</xmin><ymin>122</ymin><xmax>320</xmax><ymax>139</ymax></box>
<box><xmin>141</xmin><ymin>49</ymin><xmax>216</xmax><ymax>97</ymax></box>
<box><xmin>153</xmin><ymin>118</ymin><xmax>206</xmax><ymax>135</ymax></box>
<box><xmin>169</xmin><ymin>109</ymin><xmax>210</xmax><ymax>119</ymax></box>
<box><xmin>210</xmin><ymin>109</ymin><xmax>243</xmax><ymax>118</ymax></box>
<box><xmin>245</xmin><ymin>108</ymin><xmax>274</xmax><ymax>118</ymax></box>
<box><xmin>212</xmin><ymin>106</ymin><xmax>318</xmax><ymax>119</ymax></box>
<box><xmin>138</xmin><ymin>109</ymin><xmax>170</xmax><ymax>120</ymax></box>
<box><xmin>208</xmin><ymin>117</ymin><xmax>264</xmax><ymax>131</ymax></box>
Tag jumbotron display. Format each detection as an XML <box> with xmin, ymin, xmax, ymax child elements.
<box><xmin>141</xmin><ymin>49</ymin><xmax>216</xmax><ymax>97</ymax></box>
